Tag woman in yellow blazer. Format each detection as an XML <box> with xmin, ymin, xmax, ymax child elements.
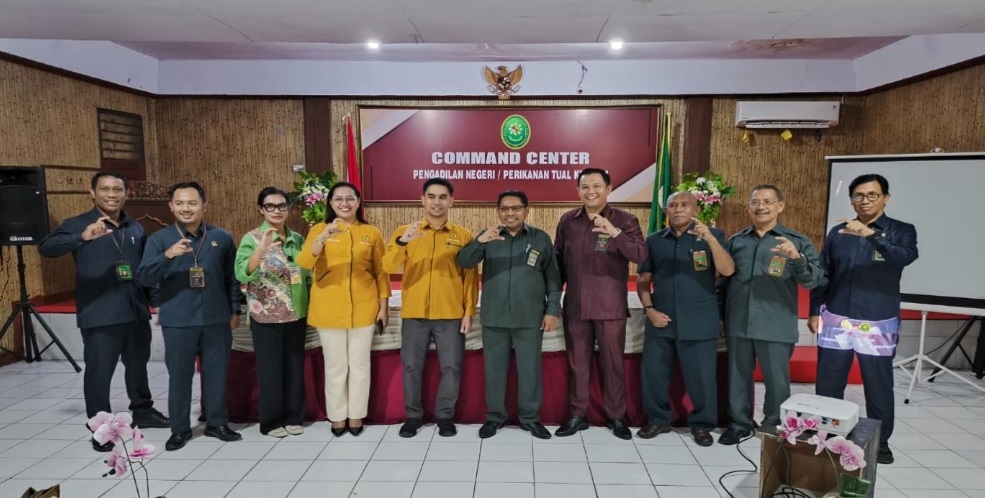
<box><xmin>297</xmin><ymin>182</ymin><xmax>390</xmax><ymax>436</ymax></box>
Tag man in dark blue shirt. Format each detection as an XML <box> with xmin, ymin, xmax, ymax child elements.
<box><xmin>810</xmin><ymin>173</ymin><xmax>918</xmax><ymax>465</ymax></box>
<box><xmin>636</xmin><ymin>191</ymin><xmax>734</xmax><ymax>446</ymax></box>
<box><xmin>39</xmin><ymin>171</ymin><xmax>169</xmax><ymax>451</ymax></box>
<box><xmin>136</xmin><ymin>182</ymin><xmax>244</xmax><ymax>451</ymax></box>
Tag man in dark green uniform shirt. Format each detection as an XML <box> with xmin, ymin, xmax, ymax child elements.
<box><xmin>637</xmin><ymin>191</ymin><xmax>734</xmax><ymax>446</ymax></box>
<box><xmin>457</xmin><ymin>190</ymin><xmax>561</xmax><ymax>440</ymax></box>
<box><xmin>717</xmin><ymin>185</ymin><xmax>823</xmax><ymax>445</ymax></box>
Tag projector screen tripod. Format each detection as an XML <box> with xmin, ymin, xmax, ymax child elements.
<box><xmin>894</xmin><ymin>309</ymin><xmax>985</xmax><ymax>403</ymax></box>
<box><xmin>0</xmin><ymin>246</ymin><xmax>81</xmax><ymax>372</ymax></box>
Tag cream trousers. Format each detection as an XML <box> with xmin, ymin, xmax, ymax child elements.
<box><xmin>318</xmin><ymin>325</ymin><xmax>374</xmax><ymax>421</ymax></box>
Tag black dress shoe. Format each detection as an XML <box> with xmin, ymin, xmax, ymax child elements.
<box><xmin>555</xmin><ymin>415</ymin><xmax>589</xmax><ymax>437</ymax></box>
<box><xmin>691</xmin><ymin>428</ymin><xmax>714</xmax><ymax>447</ymax></box>
<box><xmin>91</xmin><ymin>438</ymin><xmax>114</xmax><ymax>452</ymax></box>
<box><xmin>437</xmin><ymin>418</ymin><xmax>457</xmax><ymax>437</ymax></box>
<box><xmin>479</xmin><ymin>421</ymin><xmax>505</xmax><ymax>439</ymax></box>
<box><xmin>399</xmin><ymin>418</ymin><xmax>423</xmax><ymax>438</ymax></box>
<box><xmin>165</xmin><ymin>430</ymin><xmax>193</xmax><ymax>451</ymax></box>
<box><xmin>520</xmin><ymin>422</ymin><xmax>552</xmax><ymax>440</ymax></box>
<box><xmin>718</xmin><ymin>428</ymin><xmax>753</xmax><ymax>446</ymax></box>
<box><xmin>331</xmin><ymin>422</ymin><xmax>348</xmax><ymax>437</ymax></box>
<box><xmin>606</xmin><ymin>419</ymin><xmax>632</xmax><ymax>440</ymax></box>
<box><xmin>132</xmin><ymin>408</ymin><xmax>170</xmax><ymax>429</ymax></box>
<box><xmin>204</xmin><ymin>425</ymin><xmax>243</xmax><ymax>442</ymax></box>
<box><xmin>348</xmin><ymin>424</ymin><xmax>364</xmax><ymax>437</ymax></box>
<box><xmin>877</xmin><ymin>443</ymin><xmax>894</xmax><ymax>464</ymax></box>
<box><xmin>637</xmin><ymin>424</ymin><xmax>672</xmax><ymax>439</ymax></box>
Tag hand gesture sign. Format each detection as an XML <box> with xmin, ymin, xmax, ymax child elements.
<box><xmin>165</xmin><ymin>238</ymin><xmax>193</xmax><ymax>260</ymax></box>
<box><xmin>770</xmin><ymin>236</ymin><xmax>801</xmax><ymax>260</ymax></box>
<box><xmin>477</xmin><ymin>224</ymin><xmax>505</xmax><ymax>244</ymax></box>
<box><xmin>257</xmin><ymin>227</ymin><xmax>281</xmax><ymax>254</ymax></box>
<box><xmin>837</xmin><ymin>218</ymin><xmax>875</xmax><ymax>238</ymax></box>
<box><xmin>687</xmin><ymin>217</ymin><xmax>712</xmax><ymax>242</ymax></box>
<box><xmin>319</xmin><ymin>220</ymin><xmax>343</xmax><ymax>242</ymax></box>
<box><xmin>82</xmin><ymin>216</ymin><xmax>113</xmax><ymax>241</ymax></box>
<box><xmin>590</xmin><ymin>214</ymin><xmax>621</xmax><ymax>237</ymax></box>
<box><xmin>399</xmin><ymin>221</ymin><xmax>425</xmax><ymax>244</ymax></box>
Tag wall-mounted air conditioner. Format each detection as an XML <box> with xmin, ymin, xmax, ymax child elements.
<box><xmin>735</xmin><ymin>101</ymin><xmax>840</xmax><ymax>129</ymax></box>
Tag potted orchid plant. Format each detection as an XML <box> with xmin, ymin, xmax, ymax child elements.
<box><xmin>290</xmin><ymin>171</ymin><xmax>337</xmax><ymax>224</ymax></box>
<box><xmin>88</xmin><ymin>412</ymin><xmax>162</xmax><ymax>498</ymax></box>
<box><xmin>675</xmin><ymin>171</ymin><xmax>737</xmax><ymax>226</ymax></box>
<box><xmin>775</xmin><ymin>414</ymin><xmax>870</xmax><ymax>497</ymax></box>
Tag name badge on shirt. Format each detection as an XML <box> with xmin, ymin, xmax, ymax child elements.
<box><xmin>189</xmin><ymin>266</ymin><xmax>206</xmax><ymax>288</ymax></box>
<box><xmin>115</xmin><ymin>261</ymin><xmax>133</xmax><ymax>281</ymax></box>
<box><xmin>872</xmin><ymin>250</ymin><xmax>885</xmax><ymax>262</ymax></box>
<box><xmin>692</xmin><ymin>250</ymin><xmax>709</xmax><ymax>271</ymax></box>
<box><xmin>767</xmin><ymin>255</ymin><xmax>787</xmax><ymax>277</ymax></box>
<box><xmin>526</xmin><ymin>249</ymin><xmax>540</xmax><ymax>267</ymax></box>
<box><xmin>595</xmin><ymin>234</ymin><xmax>610</xmax><ymax>252</ymax></box>
<box><xmin>289</xmin><ymin>266</ymin><xmax>302</xmax><ymax>285</ymax></box>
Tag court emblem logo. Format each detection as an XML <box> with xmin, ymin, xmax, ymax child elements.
<box><xmin>501</xmin><ymin>115</ymin><xmax>531</xmax><ymax>150</ymax></box>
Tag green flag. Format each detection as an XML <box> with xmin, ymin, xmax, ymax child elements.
<box><xmin>648</xmin><ymin>113</ymin><xmax>672</xmax><ymax>234</ymax></box>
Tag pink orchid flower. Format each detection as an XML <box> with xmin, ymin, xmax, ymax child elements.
<box><xmin>826</xmin><ymin>436</ymin><xmax>867</xmax><ymax>472</ymax></box>
<box><xmin>801</xmin><ymin>415</ymin><xmax>822</xmax><ymax>430</ymax></box>
<box><xmin>106</xmin><ymin>445</ymin><xmax>128</xmax><ymax>477</ymax></box>
<box><xmin>807</xmin><ymin>430</ymin><xmax>829</xmax><ymax>456</ymax></box>
<box><xmin>90</xmin><ymin>412</ymin><xmax>133</xmax><ymax>445</ymax></box>
<box><xmin>129</xmin><ymin>427</ymin><xmax>156</xmax><ymax>459</ymax></box>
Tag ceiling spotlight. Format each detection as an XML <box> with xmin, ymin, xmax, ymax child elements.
<box><xmin>367</xmin><ymin>40</ymin><xmax>380</xmax><ymax>49</ymax></box>
<box><xmin>610</xmin><ymin>40</ymin><xmax>624</xmax><ymax>50</ymax></box>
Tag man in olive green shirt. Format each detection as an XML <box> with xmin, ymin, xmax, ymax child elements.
<box><xmin>457</xmin><ymin>190</ymin><xmax>561</xmax><ymax>440</ymax></box>
<box><xmin>717</xmin><ymin>185</ymin><xmax>823</xmax><ymax>445</ymax></box>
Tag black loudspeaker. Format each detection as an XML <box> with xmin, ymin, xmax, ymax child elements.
<box><xmin>0</xmin><ymin>166</ymin><xmax>49</xmax><ymax>246</ymax></box>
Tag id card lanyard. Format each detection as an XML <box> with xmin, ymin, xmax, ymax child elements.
<box><xmin>107</xmin><ymin>223</ymin><xmax>133</xmax><ymax>281</ymax></box>
<box><xmin>175</xmin><ymin>223</ymin><xmax>208</xmax><ymax>288</ymax></box>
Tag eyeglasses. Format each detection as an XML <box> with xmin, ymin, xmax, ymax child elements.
<box><xmin>331</xmin><ymin>196</ymin><xmax>358</xmax><ymax>204</ymax></box>
<box><xmin>261</xmin><ymin>203</ymin><xmax>291</xmax><ymax>212</ymax></box>
<box><xmin>497</xmin><ymin>205</ymin><xmax>525</xmax><ymax>213</ymax></box>
<box><xmin>748</xmin><ymin>199</ymin><xmax>778</xmax><ymax>207</ymax></box>
<box><xmin>851</xmin><ymin>193</ymin><xmax>883</xmax><ymax>203</ymax></box>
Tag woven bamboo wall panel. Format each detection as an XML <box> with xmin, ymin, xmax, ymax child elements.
<box><xmin>154</xmin><ymin>98</ymin><xmax>306</xmax><ymax>239</ymax></box>
<box><xmin>863</xmin><ymin>65</ymin><xmax>985</xmax><ymax>154</ymax></box>
<box><xmin>707</xmin><ymin>96</ymin><xmax>866</xmax><ymax>245</ymax></box>
<box><xmin>0</xmin><ymin>59</ymin><xmax>156</xmax><ymax>170</ymax></box>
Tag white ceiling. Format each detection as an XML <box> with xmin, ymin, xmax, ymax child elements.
<box><xmin>0</xmin><ymin>0</ymin><xmax>983</xmax><ymax>61</ymax></box>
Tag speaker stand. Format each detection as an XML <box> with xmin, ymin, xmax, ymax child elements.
<box><xmin>0</xmin><ymin>246</ymin><xmax>81</xmax><ymax>372</ymax></box>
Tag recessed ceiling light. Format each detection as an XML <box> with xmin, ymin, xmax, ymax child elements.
<box><xmin>367</xmin><ymin>40</ymin><xmax>380</xmax><ymax>49</ymax></box>
<box><xmin>610</xmin><ymin>40</ymin><xmax>624</xmax><ymax>50</ymax></box>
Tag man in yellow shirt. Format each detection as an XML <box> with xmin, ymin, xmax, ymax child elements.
<box><xmin>383</xmin><ymin>178</ymin><xmax>478</xmax><ymax>438</ymax></box>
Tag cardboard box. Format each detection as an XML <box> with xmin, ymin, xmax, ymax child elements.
<box><xmin>760</xmin><ymin>418</ymin><xmax>880</xmax><ymax>498</ymax></box>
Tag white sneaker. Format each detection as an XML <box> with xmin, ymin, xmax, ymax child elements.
<box><xmin>286</xmin><ymin>425</ymin><xmax>304</xmax><ymax>435</ymax></box>
<box><xmin>268</xmin><ymin>427</ymin><xmax>289</xmax><ymax>438</ymax></box>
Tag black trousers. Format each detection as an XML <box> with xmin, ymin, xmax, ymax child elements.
<box><xmin>80</xmin><ymin>320</ymin><xmax>154</xmax><ymax>418</ymax></box>
<box><xmin>250</xmin><ymin>319</ymin><xmax>307</xmax><ymax>434</ymax></box>
<box><xmin>641</xmin><ymin>335</ymin><xmax>718</xmax><ymax>430</ymax></box>
<box><xmin>816</xmin><ymin>346</ymin><xmax>896</xmax><ymax>444</ymax></box>
<box><xmin>163</xmin><ymin>323</ymin><xmax>232</xmax><ymax>433</ymax></box>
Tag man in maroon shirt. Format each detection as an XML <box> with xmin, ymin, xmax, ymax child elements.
<box><xmin>554</xmin><ymin>168</ymin><xmax>648</xmax><ymax>439</ymax></box>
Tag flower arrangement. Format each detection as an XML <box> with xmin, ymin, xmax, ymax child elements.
<box><xmin>774</xmin><ymin>414</ymin><xmax>870</xmax><ymax>498</ymax></box>
<box><xmin>675</xmin><ymin>171</ymin><xmax>737</xmax><ymax>226</ymax></box>
<box><xmin>290</xmin><ymin>171</ymin><xmax>337</xmax><ymax>224</ymax></box>
<box><xmin>88</xmin><ymin>412</ymin><xmax>161</xmax><ymax>498</ymax></box>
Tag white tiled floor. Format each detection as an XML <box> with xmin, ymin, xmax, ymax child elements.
<box><xmin>0</xmin><ymin>361</ymin><xmax>984</xmax><ymax>497</ymax></box>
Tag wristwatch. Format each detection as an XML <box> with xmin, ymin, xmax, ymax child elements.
<box><xmin>643</xmin><ymin>305</ymin><xmax>655</xmax><ymax>311</ymax></box>
<box><xmin>866</xmin><ymin>229</ymin><xmax>883</xmax><ymax>240</ymax></box>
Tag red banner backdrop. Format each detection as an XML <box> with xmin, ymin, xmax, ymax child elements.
<box><xmin>360</xmin><ymin>107</ymin><xmax>661</xmax><ymax>202</ymax></box>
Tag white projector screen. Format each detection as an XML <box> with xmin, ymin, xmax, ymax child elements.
<box><xmin>826</xmin><ymin>153</ymin><xmax>985</xmax><ymax>313</ymax></box>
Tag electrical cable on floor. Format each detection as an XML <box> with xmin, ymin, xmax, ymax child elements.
<box><xmin>719</xmin><ymin>431</ymin><xmax>815</xmax><ymax>498</ymax></box>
